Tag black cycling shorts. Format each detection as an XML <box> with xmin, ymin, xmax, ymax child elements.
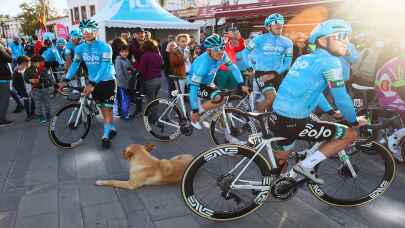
<box><xmin>255</xmin><ymin>71</ymin><xmax>283</xmax><ymax>94</ymax></box>
<box><xmin>92</xmin><ymin>80</ymin><xmax>117</xmax><ymax>109</ymax></box>
<box><xmin>271</xmin><ymin>113</ymin><xmax>348</xmax><ymax>150</ymax></box>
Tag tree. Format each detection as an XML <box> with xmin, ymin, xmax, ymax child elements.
<box><xmin>18</xmin><ymin>0</ymin><xmax>58</xmax><ymax>35</ymax></box>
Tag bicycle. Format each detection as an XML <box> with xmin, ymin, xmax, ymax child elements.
<box><xmin>143</xmin><ymin>75</ymin><xmax>251</xmax><ymax>142</ymax></box>
<box><xmin>351</xmin><ymin>83</ymin><xmax>405</xmax><ymax>161</ymax></box>
<box><xmin>181</xmin><ymin>108</ymin><xmax>396</xmax><ymax>221</ymax></box>
<box><xmin>48</xmin><ymin>76</ymin><xmax>100</xmax><ymax>149</ymax></box>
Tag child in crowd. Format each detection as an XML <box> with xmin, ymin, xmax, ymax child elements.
<box><xmin>114</xmin><ymin>44</ymin><xmax>136</xmax><ymax>120</ymax></box>
<box><xmin>13</xmin><ymin>55</ymin><xmax>35</xmax><ymax>121</ymax></box>
<box><xmin>24</xmin><ymin>55</ymin><xmax>52</xmax><ymax>125</ymax></box>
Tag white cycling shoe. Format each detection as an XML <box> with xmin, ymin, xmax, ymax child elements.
<box><xmin>293</xmin><ymin>163</ymin><xmax>324</xmax><ymax>185</ymax></box>
<box><xmin>190</xmin><ymin>121</ymin><xmax>203</xmax><ymax>130</ymax></box>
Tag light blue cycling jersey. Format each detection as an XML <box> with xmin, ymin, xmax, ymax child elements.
<box><xmin>65</xmin><ymin>40</ymin><xmax>115</xmax><ymax>84</ymax></box>
<box><xmin>64</xmin><ymin>41</ymin><xmax>79</xmax><ymax>59</ymax></box>
<box><xmin>273</xmin><ymin>48</ymin><xmax>357</xmax><ymax>123</ymax></box>
<box><xmin>42</xmin><ymin>46</ymin><xmax>65</xmax><ymax>65</ymax></box>
<box><xmin>244</xmin><ymin>32</ymin><xmax>293</xmax><ymax>74</ymax></box>
<box><xmin>340</xmin><ymin>42</ymin><xmax>359</xmax><ymax>81</ymax></box>
<box><xmin>187</xmin><ymin>52</ymin><xmax>244</xmax><ymax>111</ymax></box>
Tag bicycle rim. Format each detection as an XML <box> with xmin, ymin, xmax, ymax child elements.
<box><xmin>182</xmin><ymin>144</ymin><xmax>272</xmax><ymax>221</ymax></box>
<box><xmin>308</xmin><ymin>141</ymin><xmax>396</xmax><ymax>206</ymax></box>
<box><xmin>48</xmin><ymin>103</ymin><xmax>91</xmax><ymax>149</ymax></box>
<box><xmin>143</xmin><ymin>98</ymin><xmax>182</xmax><ymax>141</ymax></box>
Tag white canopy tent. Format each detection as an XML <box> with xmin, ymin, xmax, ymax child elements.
<box><xmin>92</xmin><ymin>0</ymin><xmax>201</xmax><ymax>42</ymax></box>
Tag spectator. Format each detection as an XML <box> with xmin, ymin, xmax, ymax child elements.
<box><xmin>25</xmin><ymin>37</ymin><xmax>35</xmax><ymax>57</ymax></box>
<box><xmin>129</xmin><ymin>27</ymin><xmax>146</xmax><ymax>65</ymax></box>
<box><xmin>161</xmin><ymin>35</ymin><xmax>175</xmax><ymax>96</ymax></box>
<box><xmin>145</xmin><ymin>31</ymin><xmax>152</xmax><ymax>41</ymax></box>
<box><xmin>0</xmin><ymin>42</ymin><xmax>14</xmax><ymax>127</ymax></box>
<box><xmin>111</xmin><ymin>37</ymin><xmax>128</xmax><ymax>63</ymax></box>
<box><xmin>292</xmin><ymin>32</ymin><xmax>309</xmax><ymax>63</ymax></box>
<box><xmin>120</xmin><ymin>31</ymin><xmax>131</xmax><ymax>43</ymax></box>
<box><xmin>168</xmin><ymin>34</ymin><xmax>192</xmax><ymax>93</ymax></box>
<box><xmin>33</xmin><ymin>35</ymin><xmax>43</xmax><ymax>56</ymax></box>
<box><xmin>351</xmin><ymin>36</ymin><xmax>380</xmax><ymax>86</ymax></box>
<box><xmin>24</xmin><ymin>55</ymin><xmax>52</xmax><ymax>124</ymax></box>
<box><xmin>13</xmin><ymin>56</ymin><xmax>35</xmax><ymax>121</ymax></box>
<box><xmin>114</xmin><ymin>44</ymin><xmax>136</xmax><ymax>119</ymax></box>
<box><xmin>138</xmin><ymin>40</ymin><xmax>163</xmax><ymax>102</ymax></box>
<box><xmin>10</xmin><ymin>37</ymin><xmax>25</xmax><ymax>68</ymax></box>
<box><xmin>191</xmin><ymin>45</ymin><xmax>202</xmax><ymax>62</ymax></box>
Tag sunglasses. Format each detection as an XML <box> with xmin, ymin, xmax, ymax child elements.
<box><xmin>81</xmin><ymin>28</ymin><xmax>98</xmax><ymax>34</ymax></box>
<box><xmin>326</xmin><ymin>32</ymin><xmax>349</xmax><ymax>41</ymax></box>
<box><xmin>270</xmin><ymin>19</ymin><xmax>285</xmax><ymax>25</ymax></box>
<box><xmin>211</xmin><ymin>46</ymin><xmax>225</xmax><ymax>52</ymax></box>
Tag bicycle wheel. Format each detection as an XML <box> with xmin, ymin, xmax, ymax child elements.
<box><xmin>182</xmin><ymin>144</ymin><xmax>272</xmax><ymax>221</ymax></box>
<box><xmin>48</xmin><ymin>103</ymin><xmax>91</xmax><ymax>149</ymax></box>
<box><xmin>143</xmin><ymin>98</ymin><xmax>182</xmax><ymax>141</ymax></box>
<box><xmin>210</xmin><ymin>107</ymin><xmax>258</xmax><ymax>146</ymax></box>
<box><xmin>308</xmin><ymin>141</ymin><xmax>396</xmax><ymax>206</ymax></box>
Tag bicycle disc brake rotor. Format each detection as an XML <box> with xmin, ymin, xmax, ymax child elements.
<box><xmin>270</xmin><ymin>177</ymin><xmax>298</xmax><ymax>201</ymax></box>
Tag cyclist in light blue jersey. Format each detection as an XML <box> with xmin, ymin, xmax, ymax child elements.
<box><xmin>60</xmin><ymin>19</ymin><xmax>117</xmax><ymax>149</ymax></box>
<box><xmin>271</xmin><ymin>19</ymin><xmax>367</xmax><ymax>184</ymax></box>
<box><xmin>242</xmin><ymin>13</ymin><xmax>293</xmax><ymax>112</ymax></box>
<box><xmin>188</xmin><ymin>34</ymin><xmax>250</xmax><ymax>129</ymax></box>
<box><xmin>64</xmin><ymin>28</ymin><xmax>83</xmax><ymax>73</ymax></box>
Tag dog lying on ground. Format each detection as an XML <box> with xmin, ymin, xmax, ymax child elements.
<box><xmin>96</xmin><ymin>144</ymin><xmax>194</xmax><ymax>190</ymax></box>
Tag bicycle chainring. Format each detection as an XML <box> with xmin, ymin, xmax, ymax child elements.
<box><xmin>270</xmin><ymin>177</ymin><xmax>298</xmax><ymax>201</ymax></box>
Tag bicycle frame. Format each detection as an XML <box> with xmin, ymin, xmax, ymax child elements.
<box><xmin>225</xmin><ymin>136</ymin><xmax>359</xmax><ymax>191</ymax></box>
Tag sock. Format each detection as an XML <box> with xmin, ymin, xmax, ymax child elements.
<box><xmin>102</xmin><ymin>123</ymin><xmax>112</xmax><ymax>139</ymax></box>
<box><xmin>110</xmin><ymin>123</ymin><xmax>116</xmax><ymax>131</ymax></box>
<box><xmin>301</xmin><ymin>151</ymin><xmax>327</xmax><ymax>169</ymax></box>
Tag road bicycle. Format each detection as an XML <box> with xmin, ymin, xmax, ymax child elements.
<box><xmin>143</xmin><ymin>75</ymin><xmax>251</xmax><ymax>143</ymax></box>
<box><xmin>48</xmin><ymin>76</ymin><xmax>101</xmax><ymax>149</ymax></box>
<box><xmin>351</xmin><ymin>83</ymin><xmax>405</xmax><ymax>162</ymax></box>
<box><xmin>181</xmin><ymin>108</ymin><xmax>396</xmax><ymax>221</ymax></box>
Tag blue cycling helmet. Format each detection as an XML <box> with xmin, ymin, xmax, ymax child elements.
<box><xmin>79</xmin><ymin>19</ymin><xmax>99</xmax><ymax>30</ymax></box>
<box><xmin>308</xmin><ymin>19</ymin><xmax>352</xmax><ymax>44</ymax></box>
<box><xmin>70</xmin><ymin>28</ymin><xmax>83</xmax><ymax>39</ymax></box>
<box><xmin>57</xmin><ymin>38</ymin><xmax>67</xmax><ymax>46</ymax></box>
<box><xmin>264</xmin><ymin>13</ymin><xmax>285</xmax><ymax>27</ymax></box>
<box><xmin>42</xmin><ymin>32</ymin><xmax>55</xmax><ymax>41</ymax></box>
<box><xmin>204</xmin><ymin>34</ymin><xmax>224</xmax><ymax>50</ymax></box>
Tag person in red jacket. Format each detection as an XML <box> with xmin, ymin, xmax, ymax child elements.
<box><xmin>33</xmin><ymin>35</ymin><xmax>44</xmax><ymax>56</ymax></box>
<box><xmin>215</xmin><ymin>30</ymin><xmax>245</xmax><ymax>90</ymax></box>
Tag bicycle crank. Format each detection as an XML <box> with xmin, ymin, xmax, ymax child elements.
<box><xmin>270</xmin><ymin>177</ymin><xmax>298</xmax><ymax>201</ymax></box>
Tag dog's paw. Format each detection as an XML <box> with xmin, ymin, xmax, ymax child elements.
<box><xmin>96</xmin><ymin>180</ymin><xmax>107</xmax><ymax>186</ymax></box>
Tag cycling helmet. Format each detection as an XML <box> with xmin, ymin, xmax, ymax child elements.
<box><xmin>42</xmin><ymin>32</ymin><xmax>55</xmax><ymax>41</ymax></box>
<box><xmin>70</xmin><ymin>28</ymin><xmax>83</xmax><ymax>39</ymax></box>
<box><xmin>204</xmin><ymin>34</ymin><xmax>224</xmax><ymax>50</ymax></box>
<box><xmin>264</xmin><ymin>13</ymin><xmax>285</xmax><ymax>27</ymax></box>
<box><xmin>79</xmin><ymin>19</ymin><xmax>99</xmax><ymax>31</ymax></box>
<box><xmin>308</xmin><ymin>19</ymin><xmax>352</xmax><ymax>44</ymax></box>
<box><xmin>57</xmin><ymin>38</ymin><xmax>67</xmax><ymax>46</ymax></box>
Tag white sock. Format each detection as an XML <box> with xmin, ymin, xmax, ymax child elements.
<box><xmin>301</xmin><ymin>151</ymin><xmax>327</xmax><ymax>169</ymax></box>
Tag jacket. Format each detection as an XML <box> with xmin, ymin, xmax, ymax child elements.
<box><xmin>0</xmin><ymin>44</ymin><xmax>12</xmax><ymax>80</ymax></box>
<box><xmin>24</xmin><ymin>63</ymin><xmax>52</xmax><ymax>89</ymax></box>
<box><xmin>169</xmin><ymin>48</ymin><xmax>189</xmax><ymax>78</ymax></box>
<box><xmin>115</xmin><ymin>56</ymin><xmax>135</xmax><ymax>88</ymax></box>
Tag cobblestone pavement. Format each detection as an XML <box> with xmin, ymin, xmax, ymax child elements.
<box><xmin>1</xmin><ymin>97</ymin><xmax>405</xmax><ymax>228</ymax></box>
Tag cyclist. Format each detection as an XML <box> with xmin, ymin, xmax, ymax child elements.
<box><xmin>188</xmin><ymin>34</ymin><xmax>250</xmax><ymax>130</ymax></box>
<box><xmin>56</xmin><ymin>38</ymin><xmax>67</xmax><ymax>60</ymax></box>
<box><xmin>242</xmin><ymin>13</ymin><xmax>293</xmax><ymax>112</ymax></box>
<box><xmin>271</xmin><ymin>19</ymin><xmax>367</xmax><ymax>184</ymax></box>
<box><xmin>60</xmin><ymin>19</ymin><xmax>117</xmax><ymax>149</ymax></box>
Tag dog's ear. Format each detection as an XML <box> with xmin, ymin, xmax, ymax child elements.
<box><xmin>144</xmin><ymin>144</ymin><xmax>156</xmax><ymax>152</ymax></box>
<box><xmin>122</xmin><ymin>148</ymin><xmax>134</xmax><ymax>160</ymax></box>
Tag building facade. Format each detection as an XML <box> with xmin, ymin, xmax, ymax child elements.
<box><xmin>0</xmin><ymin>17</ymin><xmax>23</xmax><ymax>38</ymax></box>
<box><xmin>67</xmin><ymin>0</ymin><xmax>109</xmax><ymax>26</ymax></box>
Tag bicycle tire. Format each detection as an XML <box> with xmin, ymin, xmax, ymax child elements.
<box><xmin>182</xmin><ymin>144</ymin><xmax>272</xmax><ymax>221</ymax></box>
<box><xmin>210</xmin><ymin>107</ymin><xmax>258</xmax><ymax>146</ymax></box>
<box><xmin>48</xmin><ymin>103</ymin><xmax>91</xmax><ymax>149</ymax></box>
<box><xmin>308</xmin><ymin>141</ymin><xmax>396</xmax><ymax>206</ymax></box>
<box><xmin>400</xmin><ymin>137</ymin><xmax>405</xmax><ymax>162</ymax></box>
<box><xmin>143</xmin><ymin>98</ymin><xmax>182</xmax><ymax>141</ymax></box>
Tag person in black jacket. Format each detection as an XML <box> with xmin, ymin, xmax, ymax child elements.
<box><xmin>0</xmin><ymin>43</ymin><xmax>14</xmax><ymax>127</ymax></box>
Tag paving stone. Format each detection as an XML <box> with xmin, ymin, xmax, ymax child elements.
<box><xmin>15</xmin><ymin>212</ymin><xmax>58</xmax><ymax>228</ymax></box>
<box><xmin>58</xmin><ymin>150</ymin><xmax>78</xmax><ymax>182</ymax></box>
<box><xmin>127</xmin><ymin>209</ymin><xmax>156</xmax><ymax>228</ymax></box>
<box><xmin>0</xmin><ymin>189</ymin><xmax>25</xmax><ymax>212</ymax></box>
<box><xmin>136</xmin><ymin>185</ymin><xmax>190</xmax><ymax>221</ymax></box>
<box><xmin>155</xmin><ymin>215</ymin><xmax>201</xmax><ymax>228</ymax></box>
<box><xmin>82</xmin><ymin>201</ymin><xmax>126</xmax><ymax>228</ymax></box>
<box><xmin>59</xmin><ymin>184</ymin><xmax>84</xmax><ymax>228</ymax></box>
<box><xmin>17</xmin><ymin>185</ymin><xmax>58</xmax><ymax>217</ymax></box>
<box><xmin>115</xmin><ymin>188</ymin><xmax>145</xmax><ymax>213</ymax></box>
<box><xmin>79</xmin><ymin>181</ymin><xmax>119</xmax><ymax>207</ymax></box>
<box><xmin>0</xmin><ymin>211</ymin><xmax>17</xmax><ymax>228</ymax></box>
